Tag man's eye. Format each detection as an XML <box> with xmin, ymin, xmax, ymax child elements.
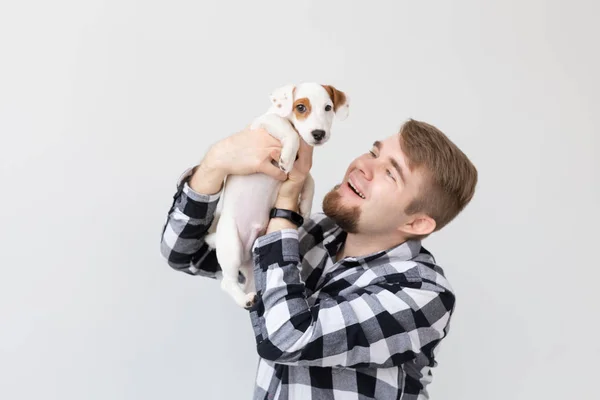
<box><xmin>369</xmin><ymin>150</ymin><xmax>376</xmax><ymax>157</ymax></box>
<box><xmin>387</xmin><ymin>170</ymin><xmax>396</xmax><ymax>181</ymax></box>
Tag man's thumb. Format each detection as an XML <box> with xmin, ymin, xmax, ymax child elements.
<box><xmin>270</xmin><ymin>148</ymin><xmax>281</xmax><ymax>160</ymax></box>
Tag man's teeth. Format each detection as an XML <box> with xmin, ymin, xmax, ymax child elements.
<box><xmin>348</xmin><ymin>181</ymin><xmax>365</xmax><ymax>199</ymax></box>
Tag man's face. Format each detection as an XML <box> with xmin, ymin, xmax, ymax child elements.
<box><xmin>322</xmin><ymin>134</ymin><xmax>424</xmax><ymax>235</ymax></box>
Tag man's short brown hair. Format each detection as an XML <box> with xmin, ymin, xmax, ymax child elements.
<box><xmin>400</xmin><ymin>119</ymin><xmax>478</xmax><ymax>236</ymax></box>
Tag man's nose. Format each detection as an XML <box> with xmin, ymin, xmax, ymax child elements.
<box><xmin>355</xmin><ymin>158</ymin><xmax>373</xmax><ymax>180</ymax></box>
<box><xmin>311</xmin><ymin>130</ymin><xmax>325</xmax><ymax>141</ymax></box>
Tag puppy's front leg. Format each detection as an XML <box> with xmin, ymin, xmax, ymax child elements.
<box><xmin>298</xmin><ymin>173</ymin><xmax>315</xmax><ymax>220</ymax></box>
<box><xmin>251</xmin><ymin>114</ymin><xmax>299</xmax><ymax>173</ymax></box>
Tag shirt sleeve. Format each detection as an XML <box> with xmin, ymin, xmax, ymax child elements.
<box><xmin>159</xmin><ymin>166</ymin><xmax>222</xmax><ymax>278</ymax></box>
<box><xmin>248</xmin><ymin>229</ymin><xmax>455</xmax><ymax>368</ymax></box>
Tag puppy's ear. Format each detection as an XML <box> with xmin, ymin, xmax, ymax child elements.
<box><xmin>322</xmin><ymin>85</ymin><xmax>350</xmax><ymax>121</ymax></box>
<box><xmin>269</xmin><ymin>84</ymin><xmax>295</xmax><ymax>117</ymax></box>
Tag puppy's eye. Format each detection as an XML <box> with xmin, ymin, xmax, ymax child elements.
<box><xmin>296</xmin><ymin>104</ymin><xmax>306</xmax><ymax>113</ymax></box>
<box><xmin>325</xmin><ymin>105</ymin><xmax>332</xmax><ymax>112</ymax></box>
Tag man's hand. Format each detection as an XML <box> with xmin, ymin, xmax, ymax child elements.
<box><xmin>273</xmin><ymin>138</ymin><xmax>314</xmax><ymax>212</ymax></box>
<box><xmin>266</xmin><ymin>140</ymin><xmax>313</xmax><ymax>234</ymax></box>
<box><xmin>189</xmin><ymin>126</ymin><xmax>288</xmax><ymax>195</ymax></box>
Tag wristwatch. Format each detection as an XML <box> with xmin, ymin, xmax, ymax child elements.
<box><xmin>269</xmin><ymin>208</ymin><xmax>304</xmax><ymax>227</ymax></box>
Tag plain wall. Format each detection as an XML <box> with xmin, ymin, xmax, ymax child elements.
<box><xmin>1</xmin><ymin>1</ymin><xmax>598</xmax><ymax>399</ymax></box>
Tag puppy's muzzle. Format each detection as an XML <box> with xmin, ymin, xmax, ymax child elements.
<box><xmin>311</xmin><ymin>129</ymin><xmax>326</xmax><ymax>142</ymax></box>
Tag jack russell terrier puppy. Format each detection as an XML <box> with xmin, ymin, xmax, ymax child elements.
<box><xmin>205</xmin><ymin>82</ymin><xmax>349</xmax><ymax>309</ymax></box>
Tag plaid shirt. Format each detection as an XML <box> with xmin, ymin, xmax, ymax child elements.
<box><xmin>160</xmin><ymin>167</ymin><xmax>456</xmax><ymax>399</ymax></box>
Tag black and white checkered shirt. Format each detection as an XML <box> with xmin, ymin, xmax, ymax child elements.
<box><xmin>160</xmin><ymin>168</ymin><xmax>456</xmax><ymax>399</ymax></box>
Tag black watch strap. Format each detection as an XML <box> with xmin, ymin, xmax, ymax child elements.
<box><xmin>269</xmin><ymin>208</ymin><xmax>304</xmax><ymax>227</ymax></box>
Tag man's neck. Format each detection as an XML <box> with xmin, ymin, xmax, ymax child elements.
<box><xmin>336</xmin><ymin>231</ymin><xmax>406</xmax><ymax>261</ymax></box>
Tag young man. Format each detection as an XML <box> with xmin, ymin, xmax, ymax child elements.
<box><xmin>160</xmin><ymin>119</ymin><xmax>478</xmax><ymax>399</ymax></box>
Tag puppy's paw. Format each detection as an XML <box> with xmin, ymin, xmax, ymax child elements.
<box><xmin>244</xmin><ymin>292</ymin><xmax>258</xmax><ymax>309</ymax></box>
<box><xmin>278</xmin><ymin>156</ymin><xmax>293</xmax><ymax>174</ymax></box>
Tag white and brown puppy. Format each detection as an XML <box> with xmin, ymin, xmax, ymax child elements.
<box><xmin>206</xmin><ymin>82</ymin><xmax>349</xmax><ymax>308</ymax></box>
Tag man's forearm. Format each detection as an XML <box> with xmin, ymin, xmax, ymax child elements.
<box><xmin>160</xmin><ymin>167</ymin><xmax>222</xmax><ymax>277</ymax></box>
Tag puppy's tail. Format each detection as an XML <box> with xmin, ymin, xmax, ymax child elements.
<box><xmin>205</xmin><ymin>233</ymin><xmax>217</xmax><ymax>248</ymax></box>
<box><xmin>204</xmin><ymin>212</ymin><xmax>220</xmax><ymax>248</ymax></box>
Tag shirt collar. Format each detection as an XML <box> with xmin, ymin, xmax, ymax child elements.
<box><xmin>322</xmin><ymin>222</ymin><xmax>422</xmax><ymax>264</ymax></box>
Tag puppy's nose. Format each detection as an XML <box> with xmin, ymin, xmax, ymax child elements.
<box><xmin>312</xmin><ymin>130</ymin><xmax>326</xmax><ymax>141</ymax></box>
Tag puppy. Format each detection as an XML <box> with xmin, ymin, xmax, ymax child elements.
<box><xmin>206</xmin><ymin>83</ymin><xmax>349</xmax><ymax>308</ymax></box>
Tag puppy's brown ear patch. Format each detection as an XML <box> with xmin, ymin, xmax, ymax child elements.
<box><xmin>322</xmin><ymin>85</ymin><xmax>347</xmax><ymax>112</ymax></box>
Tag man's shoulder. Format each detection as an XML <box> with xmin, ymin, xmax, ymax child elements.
<box><xmin>296</xmin><ymin>212</ymin><xmax>340</xmax><ymax>251</ymax></box>
<box><xmin>300</xmin><ymin>212</ymin><xmax>339</xmax><ymax>237</ymax></box>
<box><xmin>411</xmin><ymin>245</ymin><xmax>455</xmax><ymax>298</ymax></box>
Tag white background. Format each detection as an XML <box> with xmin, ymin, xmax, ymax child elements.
<box><xmin>1</xmin><ymin>1</ymin><xmax>598</xmax><ymax>399</ymax></box>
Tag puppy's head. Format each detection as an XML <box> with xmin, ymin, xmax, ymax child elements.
<box><xmin>268</xmin><ymin>82</ymin><xmax>349</xmax><ymax>146</ymax></box>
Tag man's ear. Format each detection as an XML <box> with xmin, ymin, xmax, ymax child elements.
<box><xmin>322</xmin><ymin>84</ymin><xmax>350</xmax><ymax>121</ymax></box>
<box><xmin>400</xmin><ymin>214</ymin><xmax>436</xmax><ymax>237</ymax></box>
<box><xmin>269</xmin><ymin>84</ymin><xmax>295</xmax><ymax>117</ymax></box>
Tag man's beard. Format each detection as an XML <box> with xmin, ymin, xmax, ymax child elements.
<box><xmin>322</xmin><ymin>184</ymin><xmax>361</xmax><ymax>233</ymax></box>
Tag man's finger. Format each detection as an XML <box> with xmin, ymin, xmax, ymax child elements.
<box><xmin>260</xmin><ymin>160</ymin><xmax>287</xmax><ymax>181</ymax></box>
<box><xmin>298</xmin><ymin>138</ymin><xmax>314</xmax><ymax>161</ymax></box>
<box><xmin>295</xmin><ymin>140</ymin><xmax>314</xmax><ymax>172</ymax></box>
<box><xmin>255</xmin><ymin>128</ymin><xmax>282</xmax><ymax>147</ymax></box>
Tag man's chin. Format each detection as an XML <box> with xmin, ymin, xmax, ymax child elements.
<box><xmin>322</xmin><ymin>186</ymin><xmax>361</xmax><ymax>233</ymax></box>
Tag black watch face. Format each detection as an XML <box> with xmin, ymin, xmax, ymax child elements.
<box><xmin>291</xmin><ymin>213</ymin><xmax>303</xmax><ymax>226</ymax></box>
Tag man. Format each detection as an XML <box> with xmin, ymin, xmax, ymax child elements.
<box><xmin>160</xmin><ymin>119</ymin><xmax>478</xmax><ymax>399</ymax></box>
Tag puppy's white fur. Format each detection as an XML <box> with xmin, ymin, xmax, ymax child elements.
<box><xmin>206</xmin><ymin>82</ymin><xmax>349</xmax><ymax>308</ymax></box>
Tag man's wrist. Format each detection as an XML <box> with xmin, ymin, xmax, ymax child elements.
<box><xmin>266</xmin><ymin>216</ymin><xmax>297</xmax><ymax>233</ymax></box>
<box><xmin>267</xmin><ymin>196</ymin><xmax>302</xmax><ymax>234</ymax></box>
<box><xmin>189</xmin><ymin>162</ymin><xmax>226</xmax><ymax>195</ymax></box>
<box><xmin>273</xmin><ymin>195</ymin><xmax>299</xmax><ymax>212</ymax></box>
